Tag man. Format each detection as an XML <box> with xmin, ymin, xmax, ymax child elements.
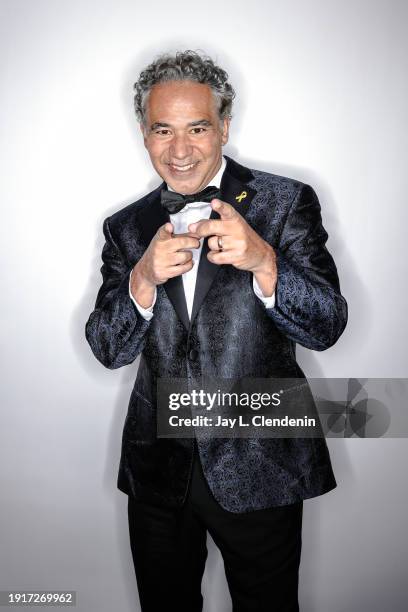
<box><xmin>85</xmin><ymin>50</ymin><xmax>347</xmax><ymax>612</ymax></box>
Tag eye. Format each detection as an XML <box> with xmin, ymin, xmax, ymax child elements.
<box><xmin>191</xmin><ymin>127</ymin><xmax>207</xmax><ymax>134</ymax></box>
<box><xmin>154</xmin><ymin>129</ymin><xmax>171</xmax><ymax>136</ymax></box>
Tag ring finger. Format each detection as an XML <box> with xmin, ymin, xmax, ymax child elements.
<box><xmin>208</xmin><ymin>235</ymin><xmax>231</xmax><ymax>251</ymax></box>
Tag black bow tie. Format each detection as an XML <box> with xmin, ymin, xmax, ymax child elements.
<box><xmin>160</xmin><ymin>185</ymin><xmax>220</xmax><ymax>214</ymax></box>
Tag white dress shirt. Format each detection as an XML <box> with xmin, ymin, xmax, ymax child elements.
<box><xmin>129</xmin><ymin>155</ymin><xmax>275</xmax><ymax>320</ymax></box>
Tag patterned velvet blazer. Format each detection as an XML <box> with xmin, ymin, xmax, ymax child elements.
<box><xmin>85</xmin><ymin>155</ymin><xmax>348</xmax><ymax>512</ymax></box>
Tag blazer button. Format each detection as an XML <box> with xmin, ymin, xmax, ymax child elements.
<box><xmin>189</xmin><ymin>349</ymin><xmax>198</xmax><ymax>361</ymax></box>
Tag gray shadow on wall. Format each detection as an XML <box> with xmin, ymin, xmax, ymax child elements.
<box><xmin>222</xmin><ymin>141</ymin><xmax>361</xmax><ymax>609</ymax></box>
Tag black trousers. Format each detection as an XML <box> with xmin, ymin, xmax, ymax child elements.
<box><xmin>127</xmin><ymin>444</ymin><xmax>303</xmax><ymax>612</ymax></box>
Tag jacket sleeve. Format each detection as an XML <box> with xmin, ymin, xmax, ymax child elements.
<box><xmin>265</xmin><ymin>183</ymin><xmax>348</xmax><ymax>351</ymax></box>
<box><xmin>85</xmin><ymin>217</ymin><xmax>152</xmax><ymax>369</ymax></box>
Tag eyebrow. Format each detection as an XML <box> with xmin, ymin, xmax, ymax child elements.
<box><xmin>149</xmin><ymin>119</ymin><xmax>213</xmax><ymax>131</ymax></box>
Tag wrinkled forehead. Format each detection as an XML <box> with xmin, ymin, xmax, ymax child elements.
<box><xmin>144</xmin><ymin>80</ymin><xmax>220</xmax><ymax>126</ymax></box>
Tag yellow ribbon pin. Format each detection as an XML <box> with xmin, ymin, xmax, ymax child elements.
<box><xmin>235</xmin><ymin>191</ymin><xmax>247</xmax><ymax>203</ymax></box>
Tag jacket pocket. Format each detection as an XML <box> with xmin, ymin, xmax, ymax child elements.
<box><xmin>123</xmin><ymin>390</ymin><xmax>156</xmax><ymax>444</ymax></box>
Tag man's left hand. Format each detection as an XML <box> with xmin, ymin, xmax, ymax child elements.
<box><xmin>188</xmin><ymin>199</ymin><xmax>278</xmax><ymax>297</ymax></box>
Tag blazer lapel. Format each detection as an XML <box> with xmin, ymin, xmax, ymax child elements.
<box><xmin>190</xmin><ymin>155</ymin><xmax>257</xmax><ymax>325</ymax></box>
<box><xmin>137</xmin><ymin>184</ymin><xmax>190</xmax><ymax>331</ymax></box>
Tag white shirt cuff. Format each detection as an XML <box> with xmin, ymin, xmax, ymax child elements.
<box><xmin>129</xmin><ymin>268</ymin><xmax>157</xmax><ymax>321</ymax></box>
<box><xmin>252</xmin><ymin>275</ymin><xmax>276</xmax><ymax>309</ymax></box>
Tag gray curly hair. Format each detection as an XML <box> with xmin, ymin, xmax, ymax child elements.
<box><xmin>134</xmin><ymin>50</ymin><xmax>235</xmax><ymax>125</ymax></box>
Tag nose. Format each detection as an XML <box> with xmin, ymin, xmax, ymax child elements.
<box><xmin>169</xmin><ymin>133</ymin><xmax>193</xmax><ymax>160</ymax></box>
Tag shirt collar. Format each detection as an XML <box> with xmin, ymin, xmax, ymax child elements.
<box><xmin>167</xmin><ymin>155</ymin><xmax>226</xmax><ymax>194</ymax></box>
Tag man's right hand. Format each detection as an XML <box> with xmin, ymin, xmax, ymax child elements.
<box><xmin>130</xmin><ymin>222</ymin><xmax>200</xmax><ymax>309</ymax></box>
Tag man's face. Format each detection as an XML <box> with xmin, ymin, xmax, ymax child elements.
<box><xmin>140</xmin><ymin>80</ymin><xmax>230</xmax><ymax>194</ymax></box>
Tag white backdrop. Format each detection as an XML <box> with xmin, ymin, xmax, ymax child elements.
<box><xmin>1</xmin><ymin>0</ymin><xmax>407</xmax><ymax>610</ymax></box>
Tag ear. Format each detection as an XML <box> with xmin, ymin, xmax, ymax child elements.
<box><xmin>221</xmin><ymin>117</ymin><xmax>230</xmax><ymax>145</ymax></box>
<box><xmin>139</xmin><ymin>122</ymin><xmax>148</xmax><ymax>147</ymax></box>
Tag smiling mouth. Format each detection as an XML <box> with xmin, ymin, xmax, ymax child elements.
<box><xmin>168</xmin><ymin>161</ymin><xmax>199</xmax><ymax>173</ymax></box>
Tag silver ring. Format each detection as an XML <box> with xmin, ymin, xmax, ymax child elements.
<box><xmin>217</xmin><ymin>235</ymin><xmax>223</xmax><ymax>251</ymax></box>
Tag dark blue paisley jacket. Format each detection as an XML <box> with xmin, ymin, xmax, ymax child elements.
<box><xmin>85</xmin><ymin>155</ymin><xmax>348</xmax><ymax>512</ymax></box>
